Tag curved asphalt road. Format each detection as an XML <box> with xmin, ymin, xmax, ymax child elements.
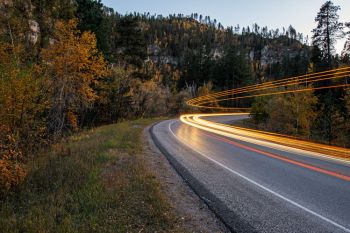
<box><xmin>151</xmin><ymin>115</ymin><xmax>350</xmax><ymax>233</ymax></box>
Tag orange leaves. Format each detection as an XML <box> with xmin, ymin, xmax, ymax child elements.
<box><xmin>41</xmin><ymin>19</ymin><xmax>110</xmax><ymax>134</ymax></box>
<box><xmin>0</xmin><ymin>41</ymin><xmax>46</xmax><ymax>132</ymax></box>
<box><xmin>0</xmin><ymin>18</ymin><xmax>111</xmax><ymax>192</ymax></box>
<box><xmin>0</xmin><ymin>125</ymin><xmax>26</xmax><ymax>193</ymax></box>
<box><xmin>0</xmin><ymin>17</ymin><xmax>111</xmax><ymax>192</ymax></box>
<box><xmin>67</xmin><ymin>111</ymin><xmax>78</xmax><ymax>131</ymax></box>
<box><xmin>41</xmin><ymin>19</ymin><xmax>109</xmax><ymax>105</ymax></box>
<box><xmin>0</xmin><ymin>160</ymin><xmax>26</xmax><ymax>193</ymax></box>
<box><xmin>0</xmin><ymin>42</ymin><xmax>44</xmax><ymax>194</ymax></box>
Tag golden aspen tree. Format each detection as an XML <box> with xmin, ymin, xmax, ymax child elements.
<box><xmin>0</xmin><ymin>43</ymin><xmax>43</xmax><ymax>193</ymax></box>
<box><xmin>0</xmin><ymin>125</ymin><xmax>26</xmax><ymax>194</ymax></box>
<box><xmin>267</xmin><ymin>90</ymin><xmax>317</xmax><ymax>138</ymax></box>
<box><xmin>0</xmin><ymin>43</ymin><xmax>46</xmax><ymax>140</ymax></box>
<box><xmin>41</xmin><ymin>19</ymin><xmax>109</xmax><ymax>136</ymax></box>
<box><xmin>197</xmin><ymin>81</ymin><xmax>219</xmax><ymax>111</ymax></box>
<box><xmin>97</xmin><ymin>66</ymin><xmax>134</xmax><ymax>122</ymax></box>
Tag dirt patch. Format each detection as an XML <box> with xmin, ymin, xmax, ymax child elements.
<box><xmin>143</xmin><ymin>125</ymin><xmax>229</xmax><ymax>233</ymax></box>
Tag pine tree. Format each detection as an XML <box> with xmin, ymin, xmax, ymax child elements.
<box><xmin>32</xmin><ymin>0</ymin><xmax>75</xmax><ymax>49</ymax></box>
<box><xmin>216</xmin><ymin>46</ymin><xmax>252</xmax><ymax>89</ymax></box>
<box><xmin>312</xmin><ymin>1</ymin><xmax>343</xmax><ymax>69</ymax></box>
<box><xmin>115</xmin><ymin>15</ymin><xmax>147</xmax><ymax>68</ymax></box>
<box><xmin>311</xmin><ymin>1</ymin><xmax>346</xmax><ymax>144</ymax></box>
<box><xmin>76</xmin><ymin>0</ymin><xmax>113</xmax><ymax>58</ymax></box>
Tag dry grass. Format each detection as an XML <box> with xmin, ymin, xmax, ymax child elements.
<box><xmin>0</xmin><ymin>118</ymin><xmax>184</xmax><ymax>233</ymax></box>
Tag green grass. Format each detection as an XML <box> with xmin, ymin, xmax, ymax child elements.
<box><xmin>0</xmin><ymin>118</ymin><xmax>183</xmax><ymax>233</ymax></box>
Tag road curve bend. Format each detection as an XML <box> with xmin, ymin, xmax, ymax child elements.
<box><xmin>150</xmin><ymin>114</ymin><xmax>350</xmax><ymax>233</ymax></box>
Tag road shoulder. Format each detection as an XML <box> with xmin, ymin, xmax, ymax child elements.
<box><xmin>143</xmin><ymin>125</ymin><xmax>229</xmax><ymax>233</ymax></box>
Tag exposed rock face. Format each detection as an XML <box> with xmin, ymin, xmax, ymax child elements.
<box><xmin>260</xmin><ymin>45</ymin><xmax>279</xmax><ymax>66</ymax></box>
<box><xmin>148</xmin><ymin>55</ymin><xmax>178</xmax><ymax>65</ymax></box>
<box><xmin>159</xmin><ymin>56</ymin><xmax>178</xmax><ymax>65</ymax></box>
<box><xmin>260</xmin><ymin>43</ymin><xmax>303</xmax><ymax>67</ymax></box>
<box><xmin>2</xmin><ymin>0</ymin><xmax>13</xmax><ymax>7</ymax></box>
<box><xmin>147</xmin><ymin>44</ymin><xmax>179</xmax><ymax>65</ymax></box>
<box><xmin>211</xmin><ymin>48</ymin><xmax>224</xmax><ymax>59</ymax></box>
<box><xmin>27</xmin><ymin>19</ymin><xmax>40</xmax><ymax>44</ymax></box>
<box><xmin>49</xmin><ymin>38</ymin><xmax>56</xmax><ymax>45</ymax></box>
<box><xmin>249</xmin><ymin>50</ymin><xmax>255</xmax><ymax>61</ymax></box>
<box><xmin>0</xmin><ymin>0</ymin><xmax>12</xmax><ymax>21</ymax></box>
<box><xmin>342</xmin><ymin>40</ymin><xmax>350</xmax><ymax>58</ymax></box>
<box><xmin>148</xmin><ymin>44</ymin><xmax>161</xmax><ymax>56</ymax></box>
<box><xmin>1</xmin><ymin>1</ymin><xmax>40</xmax><ymax>45</ymax></box>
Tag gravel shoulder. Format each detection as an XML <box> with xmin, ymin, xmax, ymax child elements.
<box><xmin>143</xmin><ymin>125</ymin><xmax>229</xmax><ymax>233</ymax></box>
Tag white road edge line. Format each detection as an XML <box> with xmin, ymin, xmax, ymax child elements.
<box><xmin>167</xmin><ymin>120</ymin><xmax>350</xmax><ymax>233</ymax></box>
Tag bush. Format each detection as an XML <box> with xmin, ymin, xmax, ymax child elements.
<box><xmin>0</xmin><ymin>125</ymin><xmax>26</xmax><ymax>195</ymax></box>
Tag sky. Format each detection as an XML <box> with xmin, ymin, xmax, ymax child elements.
<box><xmin>101</xmin><ymin>0</ymin><xmax>350</xmax><ymax>54</ymax></box>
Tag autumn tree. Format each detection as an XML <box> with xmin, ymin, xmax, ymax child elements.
<box><xmin>96</xmin><ymin>66</ymin><xmax>134</xmax><ymax>122</ymax></box>
<box><xmin>41</xmin><ymin>19</ymin><xmax>109</xmax><ymax>137</ymax></box>
<box><xmin>0</xmin><ymin>43</ymin><xmax>47</xmax><ymax>147</ymax></box>
<box><xmin>266</xmin><ymin>90</ymin><xmax>318</xmax><ymax>138</ymax></box>
<box><xmin>76</xmin><ymin>0</ymin><xmax>114</xmax><ymax>58</ymax></box>
<box><xmin>344</xmin><ymin>89</ymin><xmax>350</xmax><ymax>146</ymax></box>
<box><xmin>0</xmin><ymin>1</ymin><xmax>49</xmax><ymax>151</ymax></box>
<box><xmin>0</xmin><ymin>44</ymin><xmax>31</xmax><ymax>193</ymax></box>
<box><xmin>196</xmin><ymin>81</ymin><xmax>219</xmax><ymax>111</ymax></box>
<box><xmin>250</xmin><ymin>97</ymin><xmax>269</xmax><ymax>125</ymax></box>
<box><xmin>0</xmin><ymin>0</ymin><xmax>31</xmax><ymax>48</ymax></box>
<box><xmin>129</xmin><ymin>63</ymin><xmax>169</xmax><ymax>117</ymax></box>
<box><xmin>328</xmin><ymin>89</ymin><xmax>350</xmax><ymax>147</ymax></box>
<box><xmin>0</xmin><ymin>125</ymin><xmax>26</xmax><ymax>195</ymax></box>
<box><xmin>31</xmin><ymin>0</ymin><xmax>75</xmax><ymax>54</ymax></box>
<box><xmin>0</xmin><ymin>38</ymin><xmax>46</xmax><ymax>193</ymax></box>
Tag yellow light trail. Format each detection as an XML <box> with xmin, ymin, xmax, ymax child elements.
<box><xmin>180</xmin><ymin>67</ymin><xmax>350</xmax><ymax>161</ymax></box>
<box><xmin>190</xmin><ymin>83</ymin><xmax>350</xmax><ymax>108</ymax></box>
<box><xmin>180</xmin><ymin>113</ymin><xmax>350</xmax><ymax>162</ymax></box>
<box><xmin>189</xmin><ymin>66</ymin><xmax>350</xmax><ymax>98</ymax></box>
<box><xmin>190</xmin><ymin>72</ymin><xmax>350</xmax><ymax>105</ymax></box>
<box><xmin>188</xmin><ymin>66</ymin><xmax>350</xmax><ymax>105</ymax></box>
<box><xmin>187</xmin><ymin>67</ymin><xmax>350</xmax><ymax>109</ymax></box>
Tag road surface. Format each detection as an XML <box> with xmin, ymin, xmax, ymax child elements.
<box><xmin>150</xmin><ymin>114</ymin><xmax>350</xmax><ymax>233</ymax></box>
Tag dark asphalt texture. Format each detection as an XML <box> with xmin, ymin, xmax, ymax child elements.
<box><xmin>151</xmin><ymin>115</ymin><xmax>350</xmax><ymax>233</ymax></box>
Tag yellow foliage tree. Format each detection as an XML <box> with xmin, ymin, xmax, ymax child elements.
<box><xmin>0</xmin><ymin>43</ymin><xmax>42</xmax><ymax>193</ymax></box>
<box><xmin>0</xmin><ymin>42</ymin><xmax>47</xmax><ymax>149</ymax></box>
<box><xmin>0</xmin><ymin>125</ymin><xmax>26</xmax><ymax>194</ymax></box>
<box><xmin>41</xmin><ymin>19</ymin><xmax>109</xmax><ymax>135</ymax></box>
<box><xmin>267</xmin><ymin>89</ymin><xmax>318</xmax><ymax>138</ymax></box>
<box><xmin>197</xmin><ymin>81</ymin><xmax>219</xmax><ymax>111</ymax></box>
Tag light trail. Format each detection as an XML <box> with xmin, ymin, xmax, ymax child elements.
<box><xmin>181</xmin><ymin>68</ymin><xmax>350</xmax><ymax>162</ymax></box>
<box><xmin>189</xmin><ymin>67</ymin><xmax>350</xmax><ymax>99</ymax></box>
<box><xmin>187</xmin><ymin>67</ymin><xmax>350</xmax><ymax>101</ymax></box>
<box><xmin>176</xmin><ymin>68</ymin><xmax>350</xmax><ymax>232</ymax></box>
<box><xmin>187</xmin><ymin>67</ymin><xmax>350</xmax><ymax>109</ymax></box>
<box><xmin>188</xmin><ymin>68</ymin><xmax>350</xmax><ymax>104</ymax></box>
<box><xmin>180</xmin><ymin>113</ymin><xmax>350</xmax><ymax>163</ymax></box>
<box><xmin>191</xmin><ymin>83</ymin><xmax>350</xmax><ymax>107</ymax></box>
<box><xmin>190</xmin><ymin>73</ymin><xmax>350</xmax><ymax>105</ymax></box>
<box><xmin>168</xmin><ymin>120</ymin><xmax>350</xmax><ymax>233</ymax></box>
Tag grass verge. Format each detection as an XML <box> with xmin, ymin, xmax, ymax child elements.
<box><xmin>0</xmin><ymin>118</ymin><xmax>184</xmax><ymax>233</ymax></box>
